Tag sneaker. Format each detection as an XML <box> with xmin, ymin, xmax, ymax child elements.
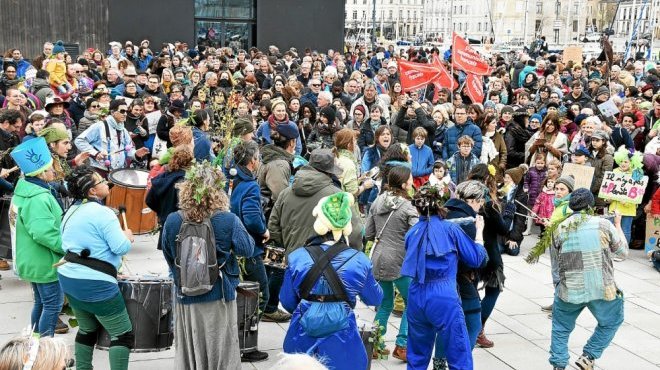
<box><xmin>55</xmin><ymin>317</ymin><xmax>69</xmax><ymax>334</ymax></box>
<box><xmin>541</xmin><ymin>304</ymin><xmax>553</xmax><ymax>312</ymax></box>
<box><xmin>476</xmin><ymin>329</ymin><xmax>494</xmax><ymax>348</ymax></box>
<box><xmin>261</xmin><ymin>309</ymin><xmax>291</xmax><ymax>323</ymax></box>
<box><xmin>392</xmin><ymin>345</ymin><xmax>407</xmax><ymax>362</ymax></box>
<box><xmin>392</xmin><ymin>309</ymin><xmax>403</xmax><ymax>318</ymax></box>
<box><xmin>523</xmin><ymin>229</ymin><xmax>532</xmax><ymax>236</ymax></box>
<box><xmin>432</xmin><ymin>357</ymin><xmax>448</xmax><ymax>370</ymax></box>
<box><xmin>372</xmin><ymin>346</ymin><xmax>390</xmax><ymax>360</ymax></box>
<box><xmin>241</xmin><ymin>349</ymin><xmax>269</xmax><ymax>362</ymax></box>
<box><xmin>575</xmin><ymin>354</ymin><xmax>595</xmax><ymax>370</ymax></box>
<box><xmin>613</xmin><ymin>255</ymin><xmax>625</xmax><ymax>262</ymax></box>
<box><xmin>0</xmin><ymin>259</ymin><xmax>10</xmax><ymax>271</ymax></box>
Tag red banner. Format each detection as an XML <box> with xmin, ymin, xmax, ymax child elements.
<box><xmin>464</xmin><ymin>73</ymin><xmax>485</xmax><ymax>104</ymax></box>
<box><xmin>451</xmin><ymin>33</ymin><xmax>491</xmax><ymax>76</ymax></box>
<box><xmin>431</xmin><ymin>55</ymin><xmax>458</xmax><ymax>90</ymax></box>
<box><xmin>398</xmin><ymin>59</ymin><xmax>442</xmax><ymax>92</ymax></box>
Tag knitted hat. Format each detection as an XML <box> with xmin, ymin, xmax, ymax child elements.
<box><xmin>320</xmin><ymin>106</ymin><xmax>336</xmax><ymax>123</ymax></box>
<box><xmin>10</xmin><ymin>137</ymin><xmax>53</xmax><ymax>177</ymax></box>
<box><xmin>574</xmin><ymin>113</ymin><xmax>588</xmax><ymax>125</ymax></box>
<box><xmin>569</xmin><ymin>188</ymin><xmax>594</xmax><ymax>211</ymax></box>
<box><xmin>501</xmin><ymin>106</ymin><xmax>514</xmax><ymax>115</ymax></box>
<box><xmin>484</xmin><ymin>100</ymin><xmax>496</xmax><ymax>110</ymax></box>
<box><xmin>231</xmin><ymin>116</ymin><xmax>254</xmax><ymax>136</ymax></box>
<box><xmin>52</xmin><ymin>40</ymin><xmax>65</xmax><ymax>55</ymax></box>
<box><xmin>591</xmin><ymin>130</ymin><xmax>609</xmax><ymax>141</ymax></box>
<box><xmin>505</xmin><ymin>164</ymin><xmax>528</xmax><ymax>184</ymax></box>
<box><xmin>353</xmin><ymin>105</ymin><xmax>366</xmax><ymax>117</ymax></box>
<box><xmin>312</xmin><ymin>192</ymin><xmax>354</xmax><ymax>242</ymax></box>
<box><xmin>39</xmin><ymin>127</ymin><xmax>69</xmax><ymax>144</ymax></box>
<box><xmin>530</xmin><ymin>113</ymin><xmax>543</xmax><ymax>123</ymax></box>
<box><xmin>556</xmin><ymin>174</ymin><xmax>575</xmax><ymax>192</ymax></box>
<box><xmin>596</xmin><ymin>86</ymin><xmax>610</xmax><ymax>98</ymax></box>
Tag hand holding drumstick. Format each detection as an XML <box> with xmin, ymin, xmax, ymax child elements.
<box><xmin>118</xmin><ymin>205</ymin><xmax>135</xmax><ymax>243</ymax></box>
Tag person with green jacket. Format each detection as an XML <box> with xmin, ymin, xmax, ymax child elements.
<box><xmin>9</xmin><ymin>137</ymin><xmax>64</xmax><ymax>337</ymax></box>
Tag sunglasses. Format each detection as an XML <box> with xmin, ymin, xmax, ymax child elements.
<box><xmin>312</xmin><ymin>84</ymin><xmax>321</xmax><ymax>87</ymax></box>
<box><xmin>116</xmin><ymin>109</ymin><xmax>128</xmax><ymax>114</ymax></box>
<box><xmin>90</xmin><ymin>104</ymin><xmax>100</xmax><ymax>108</ymax></box>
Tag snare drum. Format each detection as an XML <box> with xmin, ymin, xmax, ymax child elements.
<box><xmin>0</xmin><ymin>196</ymin><xmax>11</xmax><ymax>260</ymax></box>
<box><xmin>97</xmin><ymin>276</ymin><xmax>174</xmax><ymax>352</ymax></box>
<box><xmin>263</xmin><ymin>244</ymin><xmax>286</xmax><ymax>270</ymax></box>
<box><xmin>236</xmin><ymin>281</ymin><xmax>259</xmax><ymax>353</ymax></box>
<box><xmin>106</xmin><ymin>169</ymin><xmax>157</xmax><ymax>234</ymax></box>
<box><xmin>357</xmin><ymin>319</ymin><xmax>376</xmax><ymax>370</ymax></box>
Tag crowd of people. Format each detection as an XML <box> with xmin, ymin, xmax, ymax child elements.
<box><xmin>0</xmin><ymin>35</ymin><xmax>657</xmax><ymax>370</ymax></box>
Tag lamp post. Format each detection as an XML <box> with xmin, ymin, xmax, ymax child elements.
<box><xmin>372</xmin><ymin>0</ymin><xmax>377</xmax><ymax>48</ymax></box>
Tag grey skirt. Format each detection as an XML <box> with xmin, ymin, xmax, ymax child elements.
<box><xmin>175</xmin><ymin>299</ymin><xmax>241</xmax><ymax>370</ymax></box>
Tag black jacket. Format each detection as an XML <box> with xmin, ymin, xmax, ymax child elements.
<box><xmin>504</xmin><ymin>121</ymin><xmax>531</xmax><ymax>169</ymax></box>
<box><xmin>145</xmin><ymin>169</ymin><xmax>186</xmax><ymax>249</ymax></box>
<box><xmin>394</xmin><ymin>107</ymin><xmax>435</xmax><ymax>146</ymax></box>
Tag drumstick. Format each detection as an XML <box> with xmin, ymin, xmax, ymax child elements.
<box><xmin>118</xmin><ymin>205</ymin><xmax>129</xmax><ymax>231</ymax></box>
<box><xmin>515</xmin><ymin>199</ymin><xmax>542</xmax><ymax>219</ymax></box>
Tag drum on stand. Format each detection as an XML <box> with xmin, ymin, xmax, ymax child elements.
<box><xmin>357</xmin><ymin>319</ymin><xmax>376</xmax><ymax>370</ymax></box>
<box><xmin>106</xmin><ymin>169</ymin><xmax>157</xmax><ymax>234</ymax></box>
<box><xmin>236</xmin><ymin>281</ymin><xmax>259</xmax><ymax>353</ymax></box>
<box><xmin>97</xmin><ymin>276</ymin><xmax>174</xmax><ymax>352</ymax></box>
<box><xmin>0</xmin><ymin>196</ymin><xmax>12</xmax><ymax>259</ymax></box>
<box><xmin>263</xmin><ymin>244</ymin><xmax>287</xmax><ymax>271</ymax></box>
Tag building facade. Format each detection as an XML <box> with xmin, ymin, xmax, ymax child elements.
<box><xmin>344</xmin><ymin>0</ymin><xmax>424</xmax><ymax>41</ymax></box>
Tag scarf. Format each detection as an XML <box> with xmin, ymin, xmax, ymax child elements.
<box><xmin>267</xmin><ymin>113</ymin><xmax>291</xmax><ymax>129</ymax></box>
<box><xmin>106</xmin><ymin>115</ymin><xmax>125</xmax><ymax>131</ymax></box>
<box><xmin>553</xmin><ymin>194</ymin><xmax>570</xmax><ymax>207</ymax></box>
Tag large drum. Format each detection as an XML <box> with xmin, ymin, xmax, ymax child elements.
<box><xmin>106</xmin><ymin>169</ymin><xmax>157</xmax><ymax>234</ymax></box>
<box><xmin>236</xmin><ymin>281</ymin><xmax>259</xmax><ymax>354</ymax></box>
<box><xmin>97</xmin><ymin>276</ymin><xmax>174</xmax><ymax>352</ymax></box>
<box><xmin>0</xmin><ymin>196</ymin><xmax>11</xmax><ymax>259</ymax></box>
<box><xmin>357</xmin><ymin>319</ymin><xmax>376</xmax><ymax>370</ymax></box>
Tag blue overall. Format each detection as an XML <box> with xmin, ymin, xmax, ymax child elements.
<box><xmin>280</xmin><ymin>236</ymin><xmax>383</xmax><ymax>370</ymax></box>
<box><xmin>402</xmin><ymin>215</ymin><xmax>488</xmax><ymax>370</ymax></box>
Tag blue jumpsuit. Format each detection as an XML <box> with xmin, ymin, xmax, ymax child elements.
<box><xmin>402</xmin><ymin>215</ymin><xmax>488</xmax><ymax>370</ymax></box>
<box><xmin>280</xmin><ymin>236</ymin><xmax>383</xmax><ymax>370</ymax></box>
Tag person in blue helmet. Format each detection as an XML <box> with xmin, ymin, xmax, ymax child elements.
<box><xmin>403</xmin><ymin>182</ymin><xmax>488</xmax><ymax>370</ymax></box>
<box><xmin>280</xmin><ymin>191</ymin><xmax>383</xmax><ymax>370</ymax></box>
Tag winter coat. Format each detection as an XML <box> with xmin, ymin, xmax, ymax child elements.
<box><xmin>0</xmin><ymin>128</ymin><xmax>20</xmax><ymax>184</ymax></box>
<box><xmin>256</xmin><ymin>118</ymin><xmax>303</xmax><ymax>155</ymax></box>
<box><xmin>394</xmin><ymin>108</ymin><xmax>436</xmax><ymax>146</ymax></box>
<box><xmin>268</xmin><ymin>166</ymin><xmax>363</xmax><ymax>253</ymax></box>
<box><xmin>365</xmin><ymin>192</ymin><xmax>419</xmax><ymax>281</ymax></box>
<box><xmin>307</xmin><ymin>122</ymin><xmax>337</xmax><ymax>152</ymax></box>
<box><xmin>409</xmin><ymin>144</ymin><xmax>434</xmax><ymax>178</ymax></box>
<box><xmin>431</xmin><ymin>122</ymin><xmax>452</xmax><ymax>159</ymax></box>
<box><xmin>446</xmin><ymin>152</ymin><xmax>481</xmax><ymax>185</ymax></box>
<box><xmin>145</xmin><ymin>168</ymin><xmax>185</xmax><ymax>249</ymax></box>
<box><xmin>442</xmin><ymin>120</ymin><xmax>483</xmax><ymax>160</ymax></box>
<box><xmin>29</xmin><ymin>78</ymin><xmax>54</xmax><ymax>106</ymax></box>
<box><xmin>390</xmin><ymin>123</ymin><xmax>408</xmax><ymax>144</ymax></box>
<box><xmin>257</xmin><ymin>144</ymin><xmax>294</xmax><ymax>205</ymax></box>
<box><xmin>506</xmin><ymin>185</ymin><xmax>529</xmax><ymax>244</ymax></box>
<box><xmin>589</xmin><ymin>151</ymin><xmax>614</xmax><ymax>205</ymax></box>
<box><xmin>192</xmin><ymin>127</ymin><xmax>214</xmax><ymax>163</ymax></box>
<box><xmin>504</xmin><ymin>121</ymin><xmax>531</xmax><ymax>169</ymax></box>
<box><xmin>349</xmin><ymin>95</ymin><xmax>390</xmax><ymax>124</ymax></box>
<box><xmin>357</xmin><ymin>117</ymin><xmax>384</xmax><ymax>152</ymax></box>
<box><xmin>480</xmin><ymin>201</ymin><xmax>510</xmax><ymax>288</ymax></box>
<box><xmin>280</xmin><ymin>235</ymin><xmax>383</xmax><ymax>370</ymax></box>
<box><xmin>11</xmin><ymin>178</ymin><xmax>63</xmax><ymax>283</ymax></box>
<box><xmin>124</xmin><ymin>114</ymin><xmax>149</xmax><ymax>150</ymax></box>
<box><xmin>78</xmin><ymin>110</ymin><xmax>100</xmax><ymax>135</ymax></box>
<box><xmin>524</xmin><ymin>167</ymin><xmax>547</xmax><ymax>207</ymax></box>
<box><xmin>231</xmin><ymin>166</ymin><xmax>267</xmax><ymax>256</ymax></box>
<box><xmin>532</xmin><ymin>187</ymin><xmax>555</xmax><ymax>223</ymax></box>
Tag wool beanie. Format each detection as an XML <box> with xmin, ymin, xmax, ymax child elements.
<box><xmin>320</xmin><ymin>106</ymin><xmax>337</xmax><ymax>124</ymax></box>
<box><xmin>312</xmin><ymin>192</ymin><xmax>354</xmax><ymax>242</ymax></box>
<box><xmin>556</xmin><ymin>174</ymin><xmax>575</xmax><ymax>192</ymax></box>
<box><xmin>52</xmin><ymin>40</ymin><xmax>66</xmax><ymax>55</ymax></box>
<box><xmin>569</xmin><ymin>188</ymin><xmax>594</xmax><ymax>211</ymax></box>
<box><xmin>353</xmin><ymin>105</ymin><xmax>367</xmax><ymax>117</ymax></box>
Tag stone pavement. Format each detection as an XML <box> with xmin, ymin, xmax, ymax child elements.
<box><xmin>1</xmin><ymin>230</ymin><xmax>659</xmax><ymax>370</ymax></box>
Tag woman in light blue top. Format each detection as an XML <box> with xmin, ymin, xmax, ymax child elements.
<box><xmin>57</xmin><ymin>165</ymin><xmax>134</xmax><ymax>370</ymax></box>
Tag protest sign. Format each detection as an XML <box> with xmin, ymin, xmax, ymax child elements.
<box><xmin>562</xmin><ymin>46</ymin><xmax>583</xmax><ymax>65</ymax></box>
<box><xmin>598</xmin><ymin>171</ymin><xmax>648</xmax><ymax>204</ymax></box>
<box><xmin>645</xmin><ymin>216</ymin><xmax>660</xmax><ymax>254</ymax></box>
<box><xmin>597</xmin><ymin>99</ymin><xmax>620</xmax><ymax>118</ymax></box>
<box><xmin>561</xmin><ymin>163</ymin><xmax>594</xmax><ymax>190</ymax></box>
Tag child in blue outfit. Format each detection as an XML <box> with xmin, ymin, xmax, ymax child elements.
<box><xmin>446</xmin><ymin>135</ymin><xmax>481</xmax><ymax>185</ymax></box>
<box><xmin>409</xmin><ymin>127</ymin><xmax>435</xmax><ymax>188</ymax></box>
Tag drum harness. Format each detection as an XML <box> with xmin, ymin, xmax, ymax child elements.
<box><xmin>59</xmin><ymin>199</ymin><xmax>118</xmax><ymax>278</ymax></box>
<box><xmin>299</xmin><ymin>237</ymin><xmax>359</xmax><ymax>309</ymax></box>
<box><xmin>102</xmin><ymin>119</ymin><xmax>123</xmax><ymax>169</ymax></box>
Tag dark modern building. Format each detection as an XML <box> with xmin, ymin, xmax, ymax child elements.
<box><xmin>0</xmin><ymin>0</ymin><xmax>344</xmax><ymax>58</ymax></box>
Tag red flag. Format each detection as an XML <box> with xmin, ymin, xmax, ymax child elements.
<box><xmin>464</xmin><ymin>73</ymin><xmax>484</xmax><ymax>104</ymax></box>
<box><xmin>397</xmin><ymin>59</ymin><xmax>442</xmax><ymax>92</ymax></box>
<box><xmin>429</xmin><ymin>56</ymin><xmax>458</xmax><ymax>103</ymax></box>
<box><xmin>451</xmin><ymin>33</ymin><xmax>491</xmax><ymax>76</ymax></box>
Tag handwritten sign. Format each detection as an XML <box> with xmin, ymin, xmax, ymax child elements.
<box><xmin>597</xmin><ymin>99</ymin><xmax>620</xmax><ymax>118</ymax></box>
<box><xmin>598</xmin><ymin>171</ymin><xmax>648</xmax><ymax>204</ymax></box>
<box><xmin>645</xmin><ymin>216</ymin><xmax>660</xmax><ymax>255</ymax></box>
<box><xmin>562</xmin><ymin>46</ymin><xmax>583</xmax><ymax>65</ymax></box>
<box><xmin>561</xmin><ymin>163</ymin><xmax>594</xmax><ymax>190</ymax></box>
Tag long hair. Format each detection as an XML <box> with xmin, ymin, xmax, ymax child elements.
<box><xmin>387</xmin><ymin>166</ymin><xmax>412</xmax><ymax>199</ymax></box>
<box><xmin>467</xmin><ymin>163</ymin><xmax>500</xmax><ymax>211</ymax></box>
<box><xmin>177</xmin><ymin>164</ymin><xmax>229</xmax><ymax>223</ymax></box>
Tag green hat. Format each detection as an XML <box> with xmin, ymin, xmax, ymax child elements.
<box><xmin>313</xmin><ymin>192</ymin><xmax>354</xmax><ymax>242</ymax></box>
<box><xmin>232</xmin><ymin>116</ymin><xmax>254</xmax><ymax>137</ymax></box>
<box><xmin>39</xmin><ymin>127</ymin><xmax>69</xmax><ymax>144</ymax></box>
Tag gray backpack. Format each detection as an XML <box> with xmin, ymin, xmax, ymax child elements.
<box><xmin>174</xmin><ymin>211</ymin><xmax>220</xmax><ymax>296</ymax></box>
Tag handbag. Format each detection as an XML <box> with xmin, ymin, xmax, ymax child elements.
<box><xmin>368</xmin><ymin>210</ymin><xmax>395</xmax><ymax>259</ymax></box>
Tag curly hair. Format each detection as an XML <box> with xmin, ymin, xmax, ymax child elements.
<box><xmin>412</xmin><ymin>184</ymin><xmax>449</xmax><ymax>217</ymax></box>
<box><xmin>65</xmin><ymin>165</ymin><xmax>98</xmax><ymax>200</ymax></box>
<box><xmin>168</xmin><ymin>147</ymin><xmax>194</xmax><ymax>172</ymax></box>
<box><xmin>177</xmin><ymin>164</ymin><xmax>229</xmax><ymax>223</ymax></box>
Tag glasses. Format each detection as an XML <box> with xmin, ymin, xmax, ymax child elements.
<box><xmin>90</xmin><ymin>104</ymin><xmax>100</xmax><ymax>108</ymax></box>
<box><xmin>311</xmin><ymin>84</ymin><xmax>321</xmax><ymax>87</ymax></box>
<box><xmin>116</xmin><ymin>109</ymin><xmax>128</xmax><ymax>114</ymax></box>
<box><xmin>92</xmin><ymin>178</ymin><xmax>108</xmax><ymax>187</ymax></box>
<box><xmin>530</xmin><ymin>120</ymin><xmax>540</xmax><ymax>124</ymax></box>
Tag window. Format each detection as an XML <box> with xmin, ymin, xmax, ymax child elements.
<box><xmin>573</xmin><ymin>20</ymin><xmax>578</xmax><ymax>32</ymax></box>
<box><xmin>478</xmin><ymin>22</ymin><xmax>482</xmax><ymax>31</ymax></box>
<box><xmin>353</xmin><ymin>10</ymin><xmax>358</xmax><ymax>20</ymax></box>
<box><xmin>573</xmin><ymin>3</ymin><xmax>579</xmax><ymax>15</ymax></box>
<box><xmin>536</xmin><ymin>19</ymin><xmax>542</xmax><ymax>32</ymax></box>
<box><xmin>459</xmin><ymin>5</ymin><xmax>463</xmax><ymax>14</ymax></box>
<box><xmin>407</xmin><ymin>10</ymin><xmax>410</xmax><ymax>19</ymax></box>
<box><xmin>399</xmin><ymin>9</ymin><xmax>403</xmax><ymax>19</ymax></box>
<box><xmin>389</xmin><ymin>10</ymin><xmax>393</xmax><ymax>20</ymax></box>
<box><xmin>194</xmin><ymin>0</ymin><xmax>255</xmax><ymax>49</ymax></box>
<box><xmin>414</xmin><ymin>11</ymin><xmax>417</xmax><ymax>20</ymax></box>
<box><xmin>536</xmin><ymin>2</ymin><xmax>543</xmax><ymax>13</ymax></box>
<box><xmin>458</xmin><ymin>23</ymin><xmax>462</xmax><ymax>31</ymax></box>
<box><xmin>555</xmin><ymin>1</ymin><xmax>561</xmax><ymax>16</ymax></box>
<box><xmin>194</xmin><ymin>0</ymin><xmax>253</xmax><ymax>19</ymax></box>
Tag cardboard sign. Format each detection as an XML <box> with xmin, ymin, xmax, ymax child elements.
<box><xmin>562</xmin><ymin>46</ymin><xmax>583</xmax><ymax>65</ymax></box>
<box><xmin>598</xmin><ymin>99</ymin><xmax>620</xmax><ymax>118</ymax></box>
<box><xmin>645</xmin><ymin>216</ymin><xmax>660</xmax><ymax>254</ymax></box>
<box><xmin>561</xmin><ymin>163</ymin><xmax>595</xmax><ymax>190</ymax></box>
<box><xmin>598</xmin><ymin>171</ymin><xmax>648</xmax><ymax>204</ymax></box>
